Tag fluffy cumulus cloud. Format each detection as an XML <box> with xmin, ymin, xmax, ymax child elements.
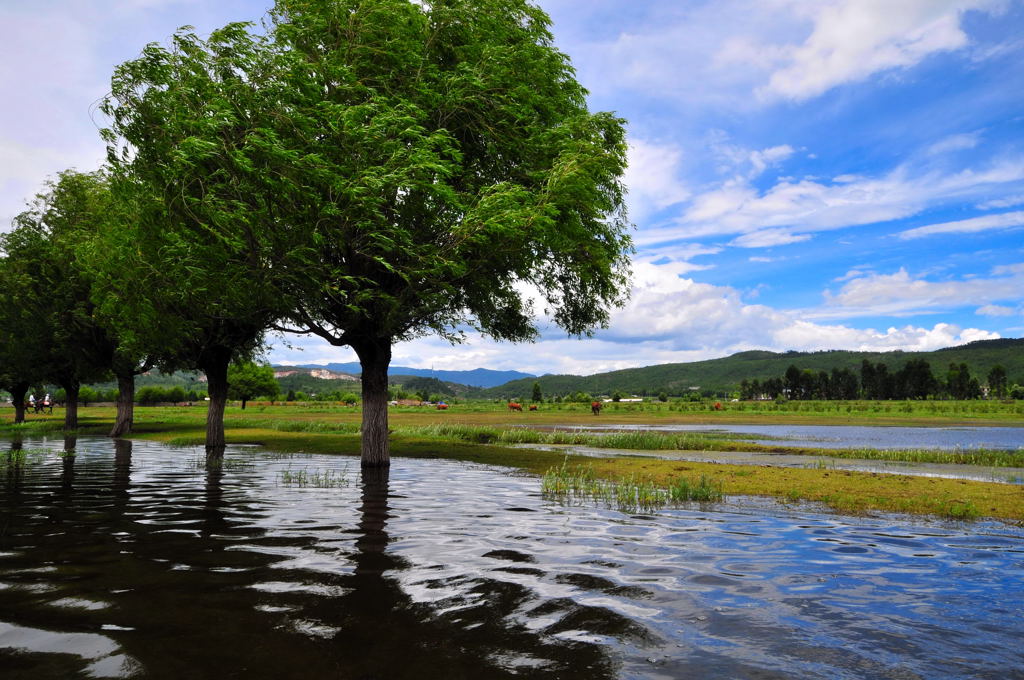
<box><xmin>759</xmin><ymin>0</ymin><xmax>1003</xmax><ymax>101</ymax></box>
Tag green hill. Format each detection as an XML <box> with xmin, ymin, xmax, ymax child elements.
<box><xmin>482</xmin><ymin>338</ymin><xmax>1024</xmax><ymax>398</ymax></box>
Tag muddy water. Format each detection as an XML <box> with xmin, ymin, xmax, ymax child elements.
<box><xmin>2</xmin><ymin>437</ymin><xmax>1023</xmax><ymax>679</ymax></box>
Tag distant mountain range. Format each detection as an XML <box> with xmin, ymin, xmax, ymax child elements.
<box><xmin>293</xmin><ymin>363</ymin><xmax>535</xmax><ymax>388</ymax></box>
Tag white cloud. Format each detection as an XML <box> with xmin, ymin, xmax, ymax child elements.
<box><xmin>898</xmin><ymin>210</ymin><xmax>1024</xmax><ymax>239</ymax></box>
<box><xmin>824</xmin><ymin>264</ymin><xmax>1024</xmax><ymax>314</ymax></box>
<box><xmin>635</xmin><ymin>156</ymin><xmax>1024</xmax><ymax>247</ymax></box>
<box><xmin>993</xmin><ymin>262</ymin><xmax>1024</xmax><ymax>275</ymax></box>
<box><xmin>730</xmin><ymin>229</ymin><xmax>809</xmax><ymax>248</ymax></box>
<box><xmin>977</xmin><ymin>193</ymin><xmax>1024</xmax><ymax>210</ymax></box>
<box><xmin>708</xmin><ymin>133</ymin><xmax>796</xmax><ymax>179</ymax></box>
<box><xmin>759</xmin><ymin>0</ymin><xmax>1003</xmax><ymax>101</ymax></box>
<box><xmin>926</xmin><ymin>131</ymin><xmax>982</xmax><ymax>155</ymax></box>
<box><xmin>623</xmin><ymin>138</ymin><xmax>690</xmax><ymax>222</ymax></box>
<box><xmin>976</xmin><ymin>304</ymin><xmax>1017</xmax><ymax>316</ymax></box>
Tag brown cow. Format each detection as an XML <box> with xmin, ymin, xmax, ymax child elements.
<box><xmin>436</xmin><ymin>403</ymin><xmax>449</xmax><ymax>410</ymax></box>
<box><xmin>591</xmin><ymin>401</ymin><xmax>602</xmax><ymax>415</ymax></box>
<box><xmin>508</xmin><ymin>402</ymin><xmax>523</xmax><ymax>412</ymax></box>
<box><xmin>528</xmin><ymin>404</ymin><xmax>538</xmax><ymax>411</ymax></box>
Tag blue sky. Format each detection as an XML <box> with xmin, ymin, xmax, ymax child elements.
<box><xmin>2</xmin><ymin>0</ymin><xmax>1023</xmax><ymax>376</ymax></box>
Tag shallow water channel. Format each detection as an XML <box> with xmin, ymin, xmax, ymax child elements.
<box><xmin>577</xmin><ymin>423</ymin><xmax>1024</xmax><ymax>451</ymax></box>
<box><xmin>2</xmin><ymin>437</ymin><xmax>1023</xmax><ymax>679</ymax></box>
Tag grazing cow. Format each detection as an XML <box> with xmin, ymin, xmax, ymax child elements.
<box><xmin>591</xmin><ymin>401</ymin><xmax>602</xmax><ymax>415</ymax></box>
<box><xmin>436</xmin><ymin>403</ymin><xmax>448</xmax><ymax>410</ymax></box>
<box><xmin>713</xmin><ymin>401</ymin><xmax>723</xmax><ymax>411</ymax></box>
<box><xmin>508</xmin><ymin>402</ymin><xmax>523</xmax><ymax>412</ymax></box>
<box><xmin>528</xmin><ymin>404</ymin><xmax>538</xmax><ymax>411</ymax></box>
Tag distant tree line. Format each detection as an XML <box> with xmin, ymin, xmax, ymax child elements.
<box><xmin>740</xmin><ymin>360</ymin><xmax>1020</xmax><ymax>400</ymax></box>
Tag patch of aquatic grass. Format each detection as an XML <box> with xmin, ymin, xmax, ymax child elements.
<box><xmin>807</xmin><ymin>458</ymin><xmax>837</xmax><ymax>470</ymax></box>
<box><xmin>263</xmin><ymin>451</ymin><xmax>312</xmax><ymax>460</ymax></box>
<box><xmin>667</xmin><ymin>473</ymin><xmax>725</xmax><ymax>502</ymax></box>
<box><xmin>277</xmin><ymin>464</ymin><xmax>350</xmax><ymax>488</ymax></box>
<box><xmin>2</xmin><ymin>447</ymin><xmax>49</xmax><ymax>467</ymax></box>
<box><xmin>167</xmin><ymin>436</ymin><xmax>206</xmax><ymax>447</ymax></box>
<box><xmin>191</xmin><ymin>456</ymin><xmax>253</xmax><ymax>471</ymax></box>
<box><xmin>814</xmin><ymin>446</ymin><xmax>1024</xmax><ymax>468</ymax></box>
<box><xmin>541</xmin><ymin>458</ymin><xmax>723</xmax><ymax>512</ymax></box>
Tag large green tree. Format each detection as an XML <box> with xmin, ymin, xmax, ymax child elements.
<box><xmin>227</xmin><ymin>361</ymin><xmax>279</xmax><ymax>409</ymax></box>
<box><xmin>269</xmin><ymin>0</ymin><xmax>631</xmax><ymax>466</ymax></box>
<box><xmin>1</xmin><ymin>170</ymin><xmax>118</xmax><ymax>430</ymax></box>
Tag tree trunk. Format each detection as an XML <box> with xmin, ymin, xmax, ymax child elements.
<box><xmin>202</xmin><ymin>347</ymin><xmax>231</xmax><ymax>458</ymax></box>
<box><xmin>109</xmin><ymin>371</ymin><xmax>136</xmax><ymax>437</ymax></box>
<box><xmin>353</xmin><ymin>337</ymin><xmax>392</xmax><ymax>468</ymax></box>
<box><xmin>63</xmin><ymin>381</ymin><xmax>80</xmax><ymax>431</ymax></box>
<box><xmin>10</xmin><ymin>381</ymin><xmax>28</xmax><ymax>424</ymax></box>
<box><xmin>241</xmin><ymin>398</ymin><xmax>247</xmax><ymax>410</ymax></box>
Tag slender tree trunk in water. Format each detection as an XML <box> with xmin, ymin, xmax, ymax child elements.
<box><xmin>11</xmin><ymin>382</ymin><xmax>28</xmax><ymax>424</ymax></box>
<box><xmin>63</xmin><ymin>381</ymin><xmax>80</xmax><ymax>431</ymax></box>
<box><xmin>354</xmin><ymin>337</ymin><xmax>392</xmax><ymax>468</ymax></box>
<box><xmin>109</xmin><ymin>371</ymin><xmax>136</xmax><ymax>437</ymax></box>
<box><xmin>202</xmin><ymin>348</ymin><xmax>231</xmax><ymax>458</ymax></box>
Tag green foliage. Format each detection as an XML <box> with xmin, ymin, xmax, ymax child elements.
<box><xmin>227</xmin><ymin>362</ymin><xmax>279</xmax><ymax>407</ymax></box>
<box><xmin>0</xmin><ymin>171</ymin><xmax>117</xmax><ymax>397</ymax></box>
<box><xmin>136</xmin><ymin>386</ymin><xmax>190</xmax><ymax>404</ymax></box>
<box><xmin>531</xmin><ymin>381</ymin><xmax>543</xmax><ymax>403</ymax></box>
<box><xmin>987</xmin><ymin>365</ymin><xmax>1008</xmax><ymax>398</ymax></box>
<box><xmin>261</xmin><ymin>0</ymin><xmax>632</xmax><ymax>350</ymax></box>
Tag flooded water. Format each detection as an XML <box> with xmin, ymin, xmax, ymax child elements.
<box><xmin>579</xmin><ymin>423</ymin><xmax>1024</xmax><ymax>451</ymax></box>
<box><xmin>3</xmin><ymin>437</ymin><xmax>1024</xmax><ymax>679</ymax></box>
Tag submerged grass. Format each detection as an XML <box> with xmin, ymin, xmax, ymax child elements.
<box><xmin>542</xmin><ymin>458</ymin><xmax>724</xmax><ymax>512</ymax></box>
<box><xmin>2</xmin><ymin>447</ymin><xmax>49</xmax><ymax>467</ymax></box>
<box><xmin>277</xmin><ymin>464</ymin><xmax>350</xmax><ymax>488</ymax></box>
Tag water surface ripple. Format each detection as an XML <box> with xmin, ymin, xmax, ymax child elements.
<box><xmin>1</xmin><ymin>437</ymin><xmax>1022</xmax><ymax>679</ymax></box>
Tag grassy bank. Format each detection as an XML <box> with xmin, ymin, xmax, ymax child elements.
<box><xmin>2</xmin><ymin>403</ymin><xmax>1022</xmax><ymax>522</ymax></box>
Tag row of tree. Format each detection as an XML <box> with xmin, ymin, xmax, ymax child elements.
<box><xmin>0</xmin><ymin>0</ymin><xmax>632</xmax><ymax>465</ymax></box>
<box><xmin>739</xmin><ymin>360</ymin><xmax>1017</xmax><ymax>401</ymax></box>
